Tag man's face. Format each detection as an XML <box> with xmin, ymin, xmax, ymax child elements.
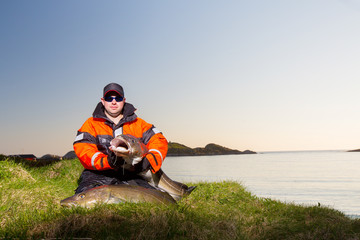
<box><xmin>101</xmin><ymin>92</ymin><xmax>125</xmax><ymax>117</ymax></box>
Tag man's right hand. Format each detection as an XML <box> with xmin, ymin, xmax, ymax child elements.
<box><xmin>107</xmin><ymin>151</ymin><xmax>125</xmax><ymax>169</ymax></box>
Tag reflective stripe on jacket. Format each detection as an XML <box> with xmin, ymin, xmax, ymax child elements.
<box><xmin>73</xmin><ymin>102</ymin><xmax>168</xmax><ymax>173</ymax></box>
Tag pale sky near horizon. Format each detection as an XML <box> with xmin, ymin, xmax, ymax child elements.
<box><xmin>1</xmin><ymin>0</ymin><xmax>360</xmax><ymax>157</ymax></box>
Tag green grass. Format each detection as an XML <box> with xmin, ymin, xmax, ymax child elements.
<box><xmin>1</xmin><ymin>157</ymin><xmax>360</xmax><ymax>239</ymax></box>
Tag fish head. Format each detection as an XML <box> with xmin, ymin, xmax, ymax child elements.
<box><xmin>110</xmin><ymin>134</ymin><xmax>148</xmax><ymax>161</ymax></box>
<box><xmin>60</xmin><ymin>185</ymin><xmax>110</xmax><ymax>208</ymax></box>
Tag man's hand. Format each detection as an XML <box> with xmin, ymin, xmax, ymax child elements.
<box><xmin>107</xmin><ymin>151</ymin><xmax>125</xmax><ymax>169</ymax></box>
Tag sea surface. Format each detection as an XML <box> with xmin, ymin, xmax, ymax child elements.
<box><xmin>162</xmin><ymin>150</ymin><xmax>360</xmax><ymax>218</ymax></box>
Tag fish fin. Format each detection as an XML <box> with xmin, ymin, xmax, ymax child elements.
<box><xmin>186</xmin><ymin>186</ymin><xmax>196</xmax><ymax>195</ymax></box>
<box><xmin>170</xmin><ymin>186</ymin><xmax>197</xmax><ymax>202</ymax></box>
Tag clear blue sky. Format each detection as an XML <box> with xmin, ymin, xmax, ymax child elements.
<box><xmin>1</xmin><ymin>0</ymin><xmax>360</xmax><ymax>157</ymax></box>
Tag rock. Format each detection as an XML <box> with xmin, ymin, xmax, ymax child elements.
<box><xmin>63</xmin><ymin>151</ymin><xmax>78</xmax><ymax>160</ymax></box>
<box><xmin>39</xmin><ymin>154</ymin><xmax>61</xmax><ymax>161</ymax></box>
<box><xmin>243</xmin><ymin>150</ymin><xmax>257</xmax><ymax>154</ymax></box>
<box><xmin>8</xmin><ymin>154</ymin><xmax>37</xmax><ymax>160</ymax></box>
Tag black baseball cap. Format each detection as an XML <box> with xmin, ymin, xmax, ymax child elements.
<box><xmin>103</xmin><ymin>83</ymin><xmax>124</xmax><ymax>97</ymax></box>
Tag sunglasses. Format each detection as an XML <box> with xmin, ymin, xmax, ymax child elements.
<box><xmin>104</xmin><ymin>96</ymin><xmax>124</xmax><ymax>102</ymax></box>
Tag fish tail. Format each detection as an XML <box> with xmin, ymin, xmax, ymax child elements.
<box><xmin>169</xmin><ymin>185</ymin><xmax>196</xmax><ymax>201</ymax></box>
<box><xmin>186</xmin><ymin>186</ymin><xmax>196</xmax><ymax>195</ymax></box>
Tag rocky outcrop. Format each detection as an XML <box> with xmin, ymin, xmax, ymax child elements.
<box><xmin>167</xmin><ymin>142</ymin><xmax>256</xmax><ymax>156</ymax></box>
<box><xmin>63</xmin><ymin>151</ymin><xmax>78</xmax><ymax>160</ymax></box>
<box><xmin>39</xmin><ymin>154</ymin><xmax>62</xmax><ymax>161</ymax></box>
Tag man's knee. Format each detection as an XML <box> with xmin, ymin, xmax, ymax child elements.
<box><xmin>75</xmin><ymin>169</ymin><xmax>121</xmax><ymax>194</ymax></box>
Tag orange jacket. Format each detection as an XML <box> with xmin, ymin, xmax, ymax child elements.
<box><xmin>73</xmin><ymin>102</ymin><xmax>168</xmax><ymax>173</ymax></box>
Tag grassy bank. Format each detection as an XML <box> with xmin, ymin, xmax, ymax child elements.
<box><xmin>1</xmin><ymin>157</ymin><xmax>359</xmax><ymax>239</ymax></box>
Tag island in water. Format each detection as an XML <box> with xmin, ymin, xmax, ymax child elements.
<box><xmin>348</xmin><ymin>148</ymin><xmax>360</xmax><ymax>152</ymax></box>
<box><xmin>167</xmin><ymin>142</ymin><xmax>256</xmax><ymax>156</ymax></box>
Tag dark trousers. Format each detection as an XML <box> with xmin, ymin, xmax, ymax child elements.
<box><xmin>75</xmin><ymin>169</ymin><xmax>154</xmax><ymax>194</ymax></box>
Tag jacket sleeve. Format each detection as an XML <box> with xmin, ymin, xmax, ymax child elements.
<box><xmin>139</xmin><ymin>120</ymin><xmax>168</xmax><ymax>173</ymax></box>
<box><xmin>73</xmin><ymin>118</ymin><xmax>113</xmax><ymax>171</ymax></box>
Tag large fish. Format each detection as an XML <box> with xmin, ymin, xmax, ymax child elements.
<box><xmin>60</xmin><ymin>184</ymin><xmax>176</xmax><ymax>208</ymax></box>
<box><xmin>109</xmin><ymin>134</ymin><xmax>196</xmax><ymax>201</ymax></box>
<box><xmin>109</xmin><ymin>134</ymin><xmax>148</xmax><ymax>168</ymax></box>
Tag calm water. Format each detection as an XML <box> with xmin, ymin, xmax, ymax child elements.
<box><xmin>162</xmin><ymin>151</ymin><xmax>360</xmax><ymax>217</ymax></box>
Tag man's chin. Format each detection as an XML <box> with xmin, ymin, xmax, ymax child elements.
<box><xmin>106</xmin><ymin>110</ymin><xmax>122</xmax><ymax>118</ymax></box>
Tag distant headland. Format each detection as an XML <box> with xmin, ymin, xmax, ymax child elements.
<box><xmin>348</xmin><ymin>149</ymin><xmax>360</xmax><ymax>152</ymax></box>
<box><xmin>167</xmin><ymin>142</ymin><xmax>256</xmax><ymax>156</ymax></box>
